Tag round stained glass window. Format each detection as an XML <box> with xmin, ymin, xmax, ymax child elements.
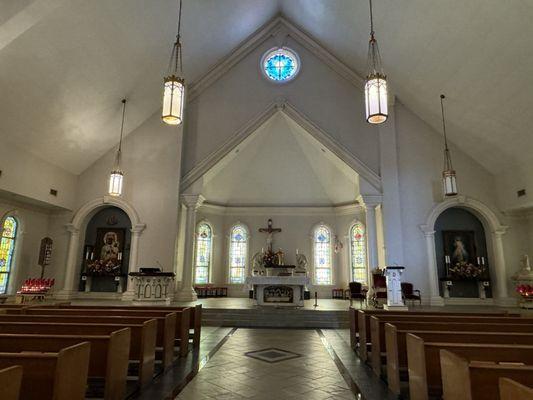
<box><xmin>261</xmin><ymin>47</ymin><xmax>300</xmax><ymax>83</ymax></box>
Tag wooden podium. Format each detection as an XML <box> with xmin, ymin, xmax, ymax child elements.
<box><xmin>383</xmin><ymin>266</ymin><xmax>408</xmax><ymax>311</ymax></box>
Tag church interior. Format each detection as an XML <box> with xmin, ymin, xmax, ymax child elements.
<box><xmin>0</xmin><ymin>1</ymin><xmax>533</xmax><ymax>399</ymax></box>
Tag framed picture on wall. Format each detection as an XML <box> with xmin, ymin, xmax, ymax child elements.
<box><xmin>94</xmin><ymin>228</ymin><xmax>126</xmax><ymax>268</ymax></box>
<box><xmin>442</xmin><ymin>230</ymin><xmax>477</xmax><ymax>265</ymax></box>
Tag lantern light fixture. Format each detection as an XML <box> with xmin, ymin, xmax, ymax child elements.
<box><xmin>440</xmin><ymin>94</ymin><xmax>458</xmax><ymax>197</ymax></box>
<box><xmin>162</xmin><ymin>0</ymin><xmax>185</xmax><ymax>126</ymax></box>
<box><xmin>364</xmin><ymin>0</ymin><xmax>388</xmax><ymax>124</ymax></box>
<box><xmin>108</xmin><ymin>99</ymin><xmax>127</xmax><ymax>197</ymax></box>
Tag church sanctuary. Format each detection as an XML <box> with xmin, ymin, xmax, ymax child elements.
<box><xmin>2</xmin><ymin>0</ymin><xmax>533</xmax><ymax>399</ymax></box>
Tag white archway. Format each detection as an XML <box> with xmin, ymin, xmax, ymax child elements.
<box><xmin>419</xmin><ymin>195</ymin><xmax>510</xmax><ymax>306</ymax></box>
<box><xmin>57</xmin><ymin>196</ymin><xmax>145</xmax><ymax>299</ymax></box>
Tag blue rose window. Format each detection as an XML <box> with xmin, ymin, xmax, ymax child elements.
<box><xmin>262</xmin><ymin>48</ymin><xmax>300</xmax><ymax>82</ymax></box>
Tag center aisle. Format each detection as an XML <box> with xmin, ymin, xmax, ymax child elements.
<box><xmin>176</xmin><ymin>329</ymin><xmax>360</xmax><ymax>400</ymax></box>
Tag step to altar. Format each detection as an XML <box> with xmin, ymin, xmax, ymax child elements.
<box><xmin>202</xmin><ymin>307</ymin><xmax>349</xmax><ymax>328</ymax></box>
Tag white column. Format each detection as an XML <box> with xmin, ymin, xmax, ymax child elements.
<box><xmin>175</xmin><ymin>194</ymin><xmax>204</xmax><ymax>302</ymax></box>
<box><xmin>492</xmin><ymin>229</ymin><xmax>511</xmax><ymax>305</ymax></box>
<box><xmin>360</xmin><ymin>196</ymin><xmax>381</xmax><ymax>288</ymax></box>
<box><xmin>122</xmin><ymin>223</ymin><xmax>146</xmax><ymax>301</ymax></box>
<box><xmin>422</xmin><ymin>228</ymin><xmax>445</xmax><ymax>306</ymax></box>
<box><xmin>56</xmin><ymin>224</ymin><xmax>80</xmax><ymax>299</ymax></box>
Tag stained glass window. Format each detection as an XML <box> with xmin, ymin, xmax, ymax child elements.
<box><xmin>351</xmin><ymin>223</ymin><xmax>367</xmax><ymax>284</ymax></box>
<box><xmin>0</xmin><ymin>217</ymin><xmax>17</xmax><ymax>294</ymax></box>
<box><xmin>314</xmin><ymin>225</ymin><xmax>332</xmax><ymax>285</ymax></box>
<box><xmin>194</xmin><ymin>223</ymin><xmax>212</xmax><ymax>284</ymax></box>
<box><xmin>262</xmin><ymin>48</ymin><xmax>300</xmax><ymax>82</ymax></box>
<box><xmin>229</xmin><ymin>225</ymin><xmax>248</xmax><ymax>284</ymax></box>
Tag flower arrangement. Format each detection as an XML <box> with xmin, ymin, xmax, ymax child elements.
<box><xmin>516</xmin><ymin>284</ymin><xmax>533</xmax><ymax>298</ymax></box>
<box><xmin>448</xmin><ymin>261</ymin><xmax>485</xmax><ymax>279</ymax></box>
<box><xmin>262</xmin><ymin>250</ymin><xmax>275</xmax><ymax>268</ymax></box>
<box><xmin>86</xmin><ymin>259</ymin><xmax>121</xmax><ymax>276</ymax></box>
<box><xmin>18</xmin><ymin>278</ymin><xmax>55</xmax><ymax>294</ymax></box>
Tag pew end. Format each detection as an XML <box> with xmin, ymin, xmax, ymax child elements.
<box><xmin>440</xmin><ymin>350</ymin><xmax>473</xmax><ymax>400</ymax></box>
<box><xmin>499</xmin><ymin>378</ymin><xmax>533</xmax><ymax>400</ymax></box>
<box><xmin>0</xmin><ymin>365</ymin><xmax>22</xmax><ymax>400</ymax></box>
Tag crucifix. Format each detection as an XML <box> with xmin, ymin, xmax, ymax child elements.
<box><xmin>258</xmin><ymin>219</ymin><xmax>282</xmax><ymax>253</ymax></box>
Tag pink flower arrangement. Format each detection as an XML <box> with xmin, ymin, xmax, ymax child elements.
<box><xmin>516</xmin><ymin>284</ymin><xmax>533</xmax><ymax>298</ymax></box>
<box><xmin>86</xmin><ymin>259</ymin><xmax>121</xmax><ymax>276</ymax></box>
<box><xmin>18</xmin><ymin>278</ymin><xmax>55</xmax><ymax>294</ymax></box>
<box><xmin>448</xmin><ymin>261</ymin><xmax>485</xmax><ymax>279</ymax></box>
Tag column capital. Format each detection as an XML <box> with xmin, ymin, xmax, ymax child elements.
<box><xmin>66</xmin><ymin>223</ymin><xmax>80</xmax><ymax>235</ymax></box>
<box><xmin>131</xmin><ymin>223</ymin><xmax>146</xmax><ymax>234</ymax></box>
<box><xmin>419</xmin><ymin>224</ymin><xmax>436</xmax><ymax>237</ymax></box>
<box><xmin>492</xmin><ymin>227</ymin><xmax>509</xmax><ymax>237</ymax></box>
<box><xmin>357</xmin><ymin>194</ymin><xmax>383</xmax><ymax>208</ymax></box>
<box><xmin>181</xmin><ymin>194</ymin><xmax>205</xmax><ymax>210</ymax></box>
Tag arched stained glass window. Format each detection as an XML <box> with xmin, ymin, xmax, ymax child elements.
<box><xmin>262</xmin><ymin>48</ymin><xmax>300</xmax><ymax>82</ymax></box>
<box><xmin>350</xmin><ymin>223</ymin><xmax>367</xmax><ymax>284</ymax></box>
<box><xmin>314</xmin><ymin>225</ymin><xmax>332</xmax><ymax>285</ymax></box>
<box><xmin>0</xmin><ymin>217</ymin><xmax>17</xmax><ymax>294</ymax></box>
<box><xmin>229</xmin><ymin>225</ymin><xmax>248</xmax><ymax>284</ymax></box>
<box><xmin>194</xmin><ymin>223</ymin><xmax>212</xmax><ymax>284</ymax></box>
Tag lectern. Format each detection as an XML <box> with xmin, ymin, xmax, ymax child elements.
<box><xmin>384</xmin><ymin>266</ymin><xmax>408</xmax><ymax>311</ymax></box>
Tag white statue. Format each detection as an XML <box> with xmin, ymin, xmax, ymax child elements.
<box><xmin>295</xmin><ymin>251</ymin><xmax>308</xmax><ymax>274</ymax></box>
<box><xmin>252</xmin><ymin>251</ymin><xmax>266</xmax><ymax>276</ymax></box>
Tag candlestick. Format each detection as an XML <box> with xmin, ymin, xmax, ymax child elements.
<box><xmin>481</xmin><ymin>256</ymin><xmax>485</xmax><ymax>266</ymax></box>
<box><xmin>296</xmin><ymin>248</ymin><xmax>299</xmax><ymax>255</ymax></box>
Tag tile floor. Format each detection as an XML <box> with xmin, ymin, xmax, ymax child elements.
<box><xmin>175</xmin><ymin>329</ymin><xmax>361</xmax><ymax>400</ymax></box>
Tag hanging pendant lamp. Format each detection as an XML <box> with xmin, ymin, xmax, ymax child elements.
<box><xmin>440</xmin><ymin>94</ymin><xmax>458</xmax><ymax>196</ymax></box>
<box><xmin>162</xmin><ymin>0</ymin><xmax>185</xmax><ymax>126</ymax></box>
<box><xmin>108</xmin><ymin>99</ymin><xmax>127</xmax><ymax>197</ymax></box>
<box><xmin>364</xmin><ymin>0</ymin><xmax>388</xmax><ymax>124</ymax></box>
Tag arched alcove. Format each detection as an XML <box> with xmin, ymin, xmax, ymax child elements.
<box><xmin>58</xmin><ymin>196</ymin><xmax>145</xmax><ymax>299</ymax></box>
<box><xmin>79</xmin><ymin>206</ymin><xmax>132</xmax><ymax>293</ymax></box>
<box><xmin>434</xmin><ymin>207</ymin><xmax>491</xmax><ymax>298</ymax></box>
<box><xmin>420</xmin><ymin>196</ymin><xmax>510</xmax><ymax>306</ymax></box>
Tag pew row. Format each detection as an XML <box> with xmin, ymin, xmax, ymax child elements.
<box><xmin>21</xmin><ymin>306</ymin><xmax>192</xmax><ymax>355</ymax></box>
<box><xmin>0</xmin><ymin>329</ymin><xmax>130</xmax><ymax>400</ymax></box>
<box><xmin>0</xmin><ymin>320</ymin><xmax>156</xmax><ymax>387</ymax></box>
<box><xmin>349</xmin><ymin>308</ymin><xmax>516</xmax><ymax>350</ymax></box>
<box><xmin>0</xmin><ymin>342</ymin><xmax>90</xmax><ymax>400</ymax></box>
<box><xmin>5</xmin><ymin>310</ymin><xmax>178</xmax><ymax>367</ymax></box>
<box><xmin>359</xmin><ymin>313</ymin><xmax>532</xmax><ymax>361</ymax></box>
<box><xmin>384</xmin><ymin>322</ymin><xmax>533</xmax><ymax>396</ymax></box>
<box><xmin>406</xmin><ymin>334</ymin><xmax>533</xmax><ymax>400</ymax></box>
<box><xmin>50</xmin><ymin>303</ymin><xmax>202</xmax><ymax>348</ymax></box>
<box><xmin>0</xmin><ymin>365</ymin><xmax>22</xmax><ymax>400</ymax></box>
<box><xmin>441</xmin><ymin>350</ymin><xmax>533</xmax><ymax>400</ymax></box>
<box><xmin>499</xmin><ymin>378</ymin><xmax>533</xmax><ymax>400</ymax></box>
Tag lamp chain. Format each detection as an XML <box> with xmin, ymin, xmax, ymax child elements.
<box><xmin>118</xmin><ymin>99</ymin><xmax>126</xmax><ymax>153</ymax></box>
<box><xmin>369</xmin><ymin>0</ymin><xmax>375</xmax><ymax>38</ymax></box>
<box><xmin>440</xmin><ymin>94</ymin><xmax>453</xmax><ymax>170</ymax></box>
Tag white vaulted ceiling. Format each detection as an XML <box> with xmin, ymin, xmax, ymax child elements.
<box><xmin>0</xmin><ymin>0</ymin><xmax>531</xmax><ymax>175</ymax></box>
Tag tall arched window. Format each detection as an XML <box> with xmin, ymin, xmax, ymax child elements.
<box><xmin>194</xmin><ymin>223</ymin><xmax>212</xmax><ymax>284</ymax></box>
<box><xmin>229</xmin><ymin>224</ymin><xmax>248</xmax><ymax>284</ymax></box>
<box><xmin>314</xmin><ymin>224</ymin><xmax>332</xmax><ymax>285</ymax></box>
<box><xmin>0</xmin><ymin>217</ymin><xmax>18</xmax><ymax>294</ymax></box>
<box><xmin>350</xmin><ymin>222</ymin><xmax>367</xmax><ymax>284</ymax></box>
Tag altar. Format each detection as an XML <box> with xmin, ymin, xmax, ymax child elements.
<box><xmin>247</xmin><ymin>276</ymin><xmax>309</xmax><ymax>307</ymax></box>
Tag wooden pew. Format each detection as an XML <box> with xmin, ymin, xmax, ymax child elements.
<box><xmin>0</xmin><ymin>320</ymin><xmax>156</xmax><ymax>387</ymax></box>
<box><xmin>369</xmin><ymin>314</ymin><xmax>533</xmax><ymax>375</ymax></box>
<box><xmin>440</xmin><ymin>350</ymin><xmax>533</xmax><ymax>400</ymax></box>
<box><xmin>53</xmin><ymin>303</ymin><xmax>202</xmax><ymax>348</ymax></box>
<box><xmin>406</xmin><ymin>334</ymin><xmax>533</xmax><ymax>400</ymax></box>
<box><xmin>7</xmin><ymin>310</ymin><xmax>177</xmax><ymax>368</ymax></box>
<box><xmin>0</xmin><ymin>342</ymin><xmax>90</xmax><ymax>400</ymax></box>
<box><xmin>500</xmin><ymin>378</ymin><xmax>533</xmax><ymax>400</ymax></box>
<box><xmin>385</xmin><ymin>323</ymin><xmax>533</xmax><ymax>396</ymax></box>
<box><xmin>350</xmin><ymin>308</ymin><xmax>516</xmax><ymax>350</ymax></box>
<box><xmin>0</xmin><ymin>365</ymin><xmax>22</xmax><ymax>400</ymax></box>
<box><xmin>23</xmin><ymin>307</ymin><xmax>191</xmax><ymax>357</ymax></box>
<box><xmin>0</xmin><ymin>330</ymin><xmax>130</xmax><ymax>400</ymax></box>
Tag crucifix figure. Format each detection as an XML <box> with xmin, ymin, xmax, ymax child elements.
<box><xmin>259</xmin><ymin>218</ymin><xmax>282</xmax><ymax>253</ymax></box>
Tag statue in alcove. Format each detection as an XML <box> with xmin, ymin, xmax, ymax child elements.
<box><xmin>101</xmin><ymin>231</ymin><xmax>120</xmax><ymax>266</ymax></box>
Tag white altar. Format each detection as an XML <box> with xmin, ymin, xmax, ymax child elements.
<box><xmin>247</xmin><ymin>276</ymin><xmax>309</xmax><ymax>307</ymax></box>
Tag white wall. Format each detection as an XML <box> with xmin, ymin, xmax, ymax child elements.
<box><xmin>0</xmin><ymin>142</ymin><xmax>77</xmax><ymax>210</ymax></box>
<box><xmin>75</xmin><ymin>112</ymin><xmax>183</xmax><ymax>274</ymax></box>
